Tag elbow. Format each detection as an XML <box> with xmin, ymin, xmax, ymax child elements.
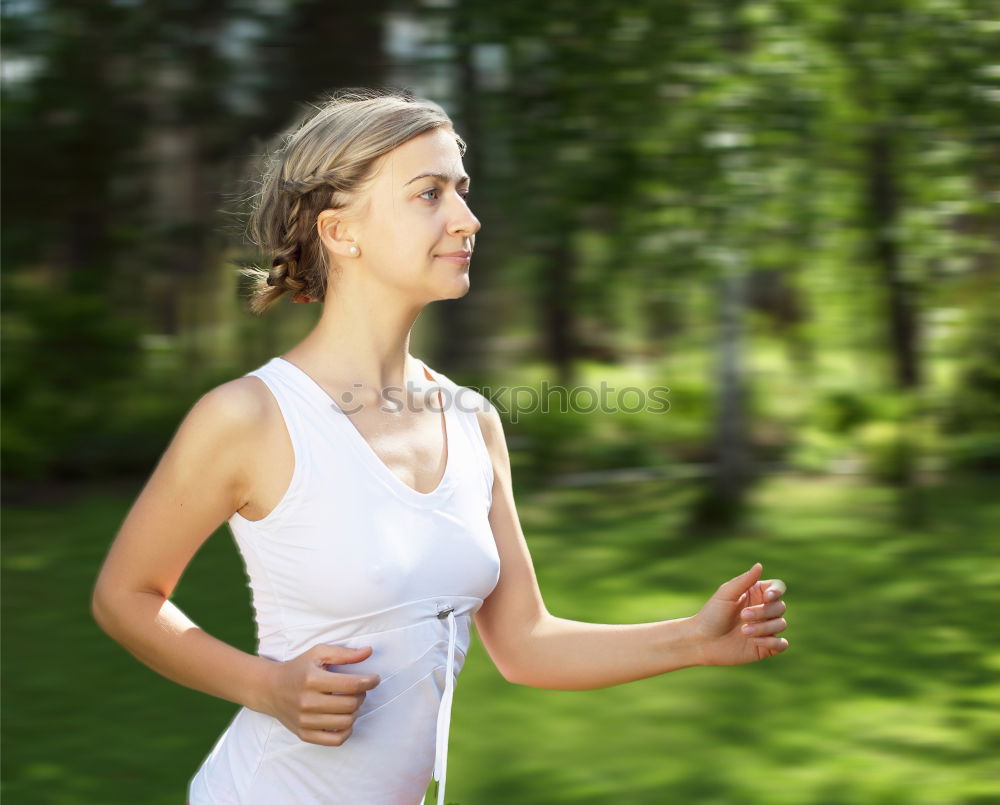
<box><xmin>90</xmin><ymin>575</ymin><xmax>132</xmax><ymax>638</ymax></box>
<box><xmin>90</xmin><ymin>582</ymin><xmax>115</xmax><ymax>635</ymax></box>
<box><xmin>482</xmin><ymin>641</ymin><xmax>530</xmax><ymax>687</ymax></box>
<box><xmin>506</xmin><ymin>673</ymin><xmax>545</xmax><ymax>689</ymax></box>
<box><xmin>492</xmin><ymin>648</ymin><xmax>544</xmax><ymax>688</ymax></box>
<box><xmin>484</xmin><ymin>610</ymin><xmax>552</xmax><ymax>687</ymax></box>
<box><xmin>497</xmin><ymin>660</ymin><xmax>528</xmax><ymax>687</ymax></box>
<box><xmin>91</xmin><ymin>577</ymin><xmax>169</xmax><ymax>640</ymax></box>
<box><xmin>498</xmin><ymin>666</ymin><xmax>570</xmax><ymax>690</ymax></box>
<box><xmin>499</xmin><ymin>664</ymin><xmax>564</xmax><ymax>690</ymax></box>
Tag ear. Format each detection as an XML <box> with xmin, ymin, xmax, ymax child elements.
<box><xmin>316</xmin><ymin>209</ymin><xmax>359</xmax><ymax>259</ymax></box>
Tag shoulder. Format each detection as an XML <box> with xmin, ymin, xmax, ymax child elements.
<box><xmin>473</xmin><ymin>399</ymin><xmax>506</xmax><ymax>456</ymax></box>
<box><xmin>176</xmin><ymin>375</ymin><xmax>277</xmax><ymax>456</ymax></box>
<box><xmin>190</xmin><ymin>375</ymin><xmax>274</xmax><ymax>428</ymax></box>
<box><xmin>450</xmin><ymin>382</ymin><xmax>506</xmax><ymax>458</ymax></box>
<box><xmin>147</xmin><ymin>375</ymin><xmax>275</xmax><ymax>506</ymax></box>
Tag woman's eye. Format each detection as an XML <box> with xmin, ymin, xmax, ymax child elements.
<box><xmin>420</xmin><ymin>188</ymin><xmax>471</xmax><ymax>202</ymax></box>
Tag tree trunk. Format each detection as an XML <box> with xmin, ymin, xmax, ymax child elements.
<box><xmin>48</xmin><ymin>0</ymin><xmax>117</xmax><ymax>295</ymax></box>
<box><xmin>864</xmin><ymin>123</ymin><xmax>920</xmax><ymax>389</ymax></box>
<box><xmin>691</xmin><ymin>1</ymin><xmax>754</xmax><ymax>529</ymax></box>
<box><xmin>539</xmin><ymin>234</ymin><xmax>577</xmax><ymax>386</ymax></box>
<box><xmin>713</xmin><ymin>255</ymin><xmax>751</xmax><ymax>502</ymax></box>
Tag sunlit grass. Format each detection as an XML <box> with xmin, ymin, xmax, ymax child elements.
<box><xmin>3</xmin><ymin>475</ymin><xmax>998</xmax><ymax>804</ymax></box>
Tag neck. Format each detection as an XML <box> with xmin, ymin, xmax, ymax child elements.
<box><xmin>284</xmin><ymin>273</ymin><xmax>426</xmax><ymax>392</ymax></box>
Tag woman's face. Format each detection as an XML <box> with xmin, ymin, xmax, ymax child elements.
<box><xmin>346</xmin><ymin>126</ymin><xmax>480</xmax><ymax>303</ymax></box>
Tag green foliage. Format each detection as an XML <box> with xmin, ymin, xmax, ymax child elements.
<box><xmin>855</xmin><ymin>421</ymin><xmax>920</xmax><ymax>484</ymax></box>
<box><xmin>786</xmin><ymin>386</ymin><xmax>932</xmax><ymax>483</ymax></box>
<box><xmin>486</xmin><ymin>361</ymin><xmax>711</xmax><ymax>489</ymax></box>
<box><xmin>2</xmin><ymin>0</ymin><xmax>997</xmax><ymax>494</ymax></box>
<box><xmin>947</xmin><ymin>433</ymin><xmax>1000</xmax><ymax>474</ymax></box>
<box><xmin>942</xmin><ymin>305</ymin><xmax>1000</xmax><ymax>471</ymax></box>
<box><xmin>505</xmin><ymin>406</ymin><xmax>670</xmax><ymax>488</ymax></box>
<box><xmin>813</xmin><ymin>388</ymin><xmax>876</xmax><ymax>435</ymax></box>
<box><xmin>2</xmin><ymin>291</ymin><xmax>144</xmax><ymax>479</ymax></box>
<box><xmin>787</xmin><ymin>426</ymin><xmax>847</xmax><ymax>475</ymax></box>
<box><xmin>652</xmin><ymin>379</ymin><xmax>713</xmax><ymax>461</ymax></box>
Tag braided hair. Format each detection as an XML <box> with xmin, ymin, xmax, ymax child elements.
<box><xmin>241</xmin><ymin>88</ymin><xmax>465</xmax><ymax>314</ymax></box>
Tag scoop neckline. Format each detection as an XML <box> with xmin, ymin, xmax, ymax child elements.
<box><xmin>273</xmin><ymin>355</ymin><xmax>457</xmax><ymax>506</ymax></box>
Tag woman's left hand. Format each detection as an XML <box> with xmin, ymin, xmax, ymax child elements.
<box><xmin>690</xmin><ymin>563</ymin><xmax>789</xmax><ymax>667</ymax></box>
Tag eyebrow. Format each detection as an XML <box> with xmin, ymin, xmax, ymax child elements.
<box><xmin>404</xmin><ymin>172</ymin><xmax>470</xmax><ymax>187</ymax></box>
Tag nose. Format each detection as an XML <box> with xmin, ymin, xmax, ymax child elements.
<box><xmin>447</xmin><ymin>194</ymin><xmax>481</xmax><ymax>239</ymax></box>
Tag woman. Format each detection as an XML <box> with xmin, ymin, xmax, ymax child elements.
<box><xmin>92</xmin><ymin>90</ymin><xmax>789</xmax><ymax>805</ymax></box>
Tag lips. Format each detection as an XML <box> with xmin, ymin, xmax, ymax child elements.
<box><xmin>435</xmin><ymin>250</ymin><xmax>472</xmax><ymax>265</ymax></box>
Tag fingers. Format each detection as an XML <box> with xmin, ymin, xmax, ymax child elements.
<box><xmin>752</xmin><ymin>636</ymin><xmax>789</xmax><ymax>654</ymax></box>
<box><xmin>299</xmin><ymin>712</ymin><xmax>357</xmax><ymax>732</ymax></box>
<box><xmin>741</xmin><ymin>599</ymin><xmax>786</xmax><ymax>621</ymax></box>
<box><xmin>313</xmin><ymin>644</ymin><xmax>373</xmax><ymax>666</ymax></box>
<box><xmin>292</xmin><ymin>691</ymin><xmax>365</xmax><ymax>746</ymax></box>
<box><xmin>271</xmin><ymin>644</ymin><xmax>381</xmax><ymax>749</ymax></box>
<box><xmin>716</xmin><ymin>562</ymin><xmax>764</xmax><ymax>601</ymax></box>
<box><xmin>763</xmin><ymin>579</ymin><xmax>787</xmax><ymax>602</ymax></box>
<box><xmin>315</xmin><ymin>670</ymin><xmax>380</xmax><ymax>695</ymax></box>
<box><xmin>301</xmin><ymin>727</ymin><xmax>354</xmax><ymax>747</ymax></box>
<box><xmin>302</xmin><ymin>690</ymin><xmax>366</xmax><ymax>714</ymax></box>
<box><xmin>741</xmin><ymin>616</ymin><xmax>787</xmax><ymax>637</ymax></box>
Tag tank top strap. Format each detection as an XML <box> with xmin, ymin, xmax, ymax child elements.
<box><xmin>242</xmin><ymin>358</ymin><xmax>324</xmax><ymax>480</ymax></box>
<box><xmin>418</xmin><ymin>361</ymin><xmax>495</xmax><ymax>506</ymax></box>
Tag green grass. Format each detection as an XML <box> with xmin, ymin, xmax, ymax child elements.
<box><xmin>3</xmin><ymin>475</ymin><xmax>999</xmax><ymax>804</ymax></box>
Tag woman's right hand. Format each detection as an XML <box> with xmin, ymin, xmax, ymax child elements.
<box><xmin>259</xmin><ymin>644</ymin><xmax>380</xmax><ymax>746</ymax></box>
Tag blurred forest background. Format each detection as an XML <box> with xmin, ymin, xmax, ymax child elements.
<box><xmin>3</xmin><ymin>0</ymin><xmax>998</xmax><ymax>803</ymax></box>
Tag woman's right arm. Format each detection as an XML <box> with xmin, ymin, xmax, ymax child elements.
<box><xmin>91</xmin><ymin>380</ymin><xmax>378</xmax><ymax>746</ymax></box>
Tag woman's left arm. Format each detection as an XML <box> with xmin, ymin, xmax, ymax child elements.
<box><xmin>473</xmin><ymin>404</ymin><xmax>788</xmax><ymax>691</ymax></box>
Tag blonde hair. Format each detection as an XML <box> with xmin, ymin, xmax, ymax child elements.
<box><xmin>240</xmin><ymin>88</ymin><xmax>465</xmax><ymax>314</ymax></box>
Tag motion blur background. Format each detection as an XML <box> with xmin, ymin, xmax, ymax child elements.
<box><xmin>3</xmin><ymin>1</ymin><xmax>998</xmax><ymax>803</ymax></box>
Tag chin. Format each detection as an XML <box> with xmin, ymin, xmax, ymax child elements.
<box><xmin>437</xmin><ymin>275</ymin><xmax>472</xmax><ymax>301</ymax></box>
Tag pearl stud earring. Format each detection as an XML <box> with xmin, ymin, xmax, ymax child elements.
<box><xmin>348</xmin><ymin>245</ymin><xmax>360</xmax><ymax>257</ymax></box>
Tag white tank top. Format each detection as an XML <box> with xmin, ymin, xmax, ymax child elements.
<box><xmin>188</xmin><ymin>356</ymin><xmax>500</xmax><ymax>805</ymax></box>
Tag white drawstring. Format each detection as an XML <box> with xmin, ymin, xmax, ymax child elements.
<box><xmin>430</xmin><ymin>607</ymin><xmax>457</xmax><ymax>805</ymax></box>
